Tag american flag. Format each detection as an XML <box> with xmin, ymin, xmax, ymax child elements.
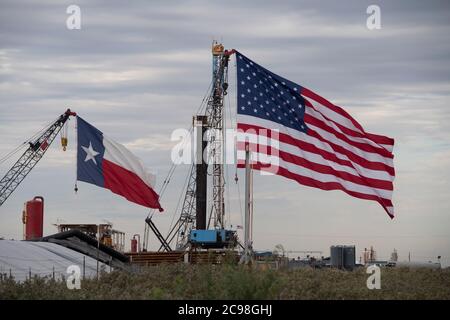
<box><xmin>235</xmin><ymin>51</ymin><xmax>395</xmax><ymax>218</ymax></box>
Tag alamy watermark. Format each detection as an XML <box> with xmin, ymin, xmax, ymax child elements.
<box><xmin>366</xmin><ymin>5</ymin><xmax>381</xmax><ymax>30</ymax></box>
<box><xmin>66</xmin><ymin>265</ymin><xmax>81</xmax><ymax>289</ymax></box>
<box><xmin>66</xmin><ymin>5</ymin><xmax>81</xmax><ymax>30</ymax></box>
<box><xmin>170</xmin><ymin>127</ymin><xmax>280</xmax><ymax>175</ymax></box>
<box><xmin>366</xmin><ymin>265</ymin><xmax>381</xmax><ymax>289</ymax></box>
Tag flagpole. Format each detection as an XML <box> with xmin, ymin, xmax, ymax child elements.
<box><xmin>97</xmin><ymin>224</ymin><xmax>100</xmax><ymax>280</ymax></box>
<box><xmin>240</xmin><ymin>144</ymin><xmax>253</xmax><ymax>264</ymax></box>
<box><xmin>74</xmin><ymin>116</ymin><xmax>78</xmax><ymax>193</ymax></box>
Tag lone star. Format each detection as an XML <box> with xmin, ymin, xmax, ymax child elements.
<box><xmin>81</xmin><ymin>142</ymin><xmax>100</xmax><ymax>165</ymax></box>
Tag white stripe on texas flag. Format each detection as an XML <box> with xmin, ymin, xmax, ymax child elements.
<box><xmin>102</xmin><ymin>136</ymin><xmax>161</xmax><ymax>210</ymax></box>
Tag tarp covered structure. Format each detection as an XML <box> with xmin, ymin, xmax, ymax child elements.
<box><xmin>0</xmin><ymin>239</ymin><xmax>108</xmax><ymax>282</ymax></box>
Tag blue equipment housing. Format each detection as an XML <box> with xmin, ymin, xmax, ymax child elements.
<box><xmin>188</xmin><ymin>229</ymin><xmax>237</xmax><ymax>249</ymax></box>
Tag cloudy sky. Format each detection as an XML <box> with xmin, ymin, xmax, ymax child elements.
<box><xmin>1</xmin><ymin>0</ymin><xmax>449</xmax><ymax>266</ymax></box>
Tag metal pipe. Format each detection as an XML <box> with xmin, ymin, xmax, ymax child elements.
<box><xmin>194</xmin><ymin>115</ymin><xmax>208</xmax><ymax>230</ymax></box>
<box><xmin>244</xmin><ymin>144</ymin><xmax>253</xmax><ymax>251</ymax></box>
<box><xmin>240</xmin><ymin>144</ymin><xmax>253</xmax><ymax>264</ymax></box>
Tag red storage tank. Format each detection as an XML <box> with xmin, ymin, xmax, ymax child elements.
<box><xmin>130</xmin><ymin>238</ymin><xmax>138</xmax><ymax>253</ymax></box>
<box><xmin>22</xmin><ymin>196</ymin><xmax>44</xmax><ymax>240</ymax></box>
<box><xmin>130</xmin><ymin>234</ymin><xmax>140</xmax><ymax>253</ymax></box>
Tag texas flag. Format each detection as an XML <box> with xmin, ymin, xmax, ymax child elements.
<box><xmin>76</xmin><ymin>116</ymin><xmax>163</xmax><ymax>211</ymax></box>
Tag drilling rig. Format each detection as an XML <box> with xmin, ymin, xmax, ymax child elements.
<box><xmin>143</xmin><ymin>42</ymin><xmax>237</xmax><ymax>252</ymax></box>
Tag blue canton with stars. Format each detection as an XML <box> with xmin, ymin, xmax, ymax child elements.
<box><xmin>236</xmin><ymin>51</ymin><xmax>308</xmax><ymax>133</ymax></box>
<box><xmin>77</xmin><ymin>116</ymin><xmax>105</xmax><ymax>188</ymax></box>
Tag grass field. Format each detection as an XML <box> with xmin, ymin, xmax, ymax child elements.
<box><xmin>1</xmin><ymin>264</ymin><xmax>449</xmax><ymax>299</ymax></box>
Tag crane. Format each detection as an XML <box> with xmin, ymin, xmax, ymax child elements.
<box><xmin>0</xmin><ymin>109</ymin><xmax>76</xmax><ymax>207</ymax></box>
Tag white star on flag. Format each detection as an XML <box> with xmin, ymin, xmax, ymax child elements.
<box><xmin>81</xmin><ymin>142</ymin><xmax>100</xmax><ymax>165</ymax></box>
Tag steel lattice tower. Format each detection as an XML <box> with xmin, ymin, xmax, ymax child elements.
<box><xmin>161</xmin><ymin>42</ymin><xmax>231</xmax><ymax>251</ymax></box>
<box><xmin>205</xmin><ymin>42</ymin><xmax>229</xmax><ymax>230</ymax></box>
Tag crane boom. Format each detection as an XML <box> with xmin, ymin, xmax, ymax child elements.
<box><xmin>0</xmin><ymin>109</ymin><xmax>76</xmax><ymax>207</ymax></box>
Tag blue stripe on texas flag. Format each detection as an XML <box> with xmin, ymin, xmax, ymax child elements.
<box><xmin>77</xmin><ymin>116</ymin><xmax>105</xmax><ymax>188</ymax></box>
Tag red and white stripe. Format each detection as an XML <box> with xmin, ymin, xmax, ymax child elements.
<box><xmin>237</xmin><ymin>86</ymin><xmax>395</xmax><ymax>218</ymax></box>
<box><xmin>103</xmin><ymin>136</ymin><xmax>162</xmax><ymax>211</ymax></box>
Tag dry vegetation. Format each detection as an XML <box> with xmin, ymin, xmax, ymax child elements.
<box><xmin>1</xmin><ymin>264</ymin><xmax>450</xmax><ymax>300</ymax></box>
